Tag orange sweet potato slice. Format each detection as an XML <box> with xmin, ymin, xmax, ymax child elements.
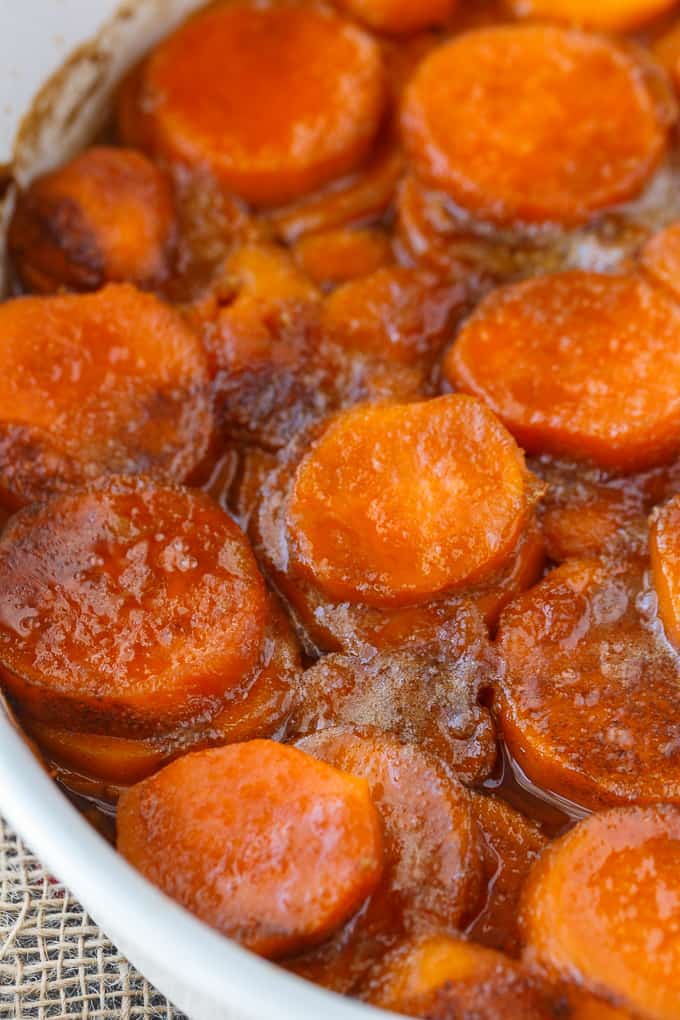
<box><xmin>496</xmin><ymin>559</ymin><xmax>680</xmax><ymax>809</ymax></box>
<box><xmin>288</xmin><ymin>728</ymin><xmax>480</xmax><ymax>990</ymax></box>
<box><xmin>24</xmin><ymin>722</ymin><xmax>167</xmax><ymax>787</ymax></box>
<box><xmin>521</xmin><ymin>805</ymin><xmax>680</xmax><ymax>1020</ymax></box>
<box><xmin>506</xmin><ymin>0</ymin><xmax>679</xmax><ymax>30</ymax></box>
<box><xmin>118</xmin><ymin>740</ymin><xmax>384</xmax><ymax>958</ymax></box>
<box><xmin>296</xmin><ymin>728</ymin><xmax>480</xmax><ymax>929</ymax></box>
<box><xmin>268</xmin><ymin>141</ymin><xmax>404</xmax><ymax>243</ymax></box>
<box><xmin>401</xmin><ymin>26</ymin><xmax>667</xmax><ymax>226</ymax></box>
<box><xmin>292</xmin><ymin>227</ymin><xmax>393</xmax><ymax>289</ymax></box>
<box><xmin>8</xmin><ymin>146</ymin><xmax>175</xmax><ymax>293</ymax></box>
<box><xmin>0</xmin><ymin>284</ymin><xmax>213</xmax><ymax>508</ymax></box>
<box><xmin>653</xmin><ymin>19</ymin><xmax>680</xmax><ymax>82</ymax></box>
<box><xmin>0</xmin><ymin>476</ymin><xmax>267</xmax><ymax>737</ymax></box>
<box><xmin>650</xmin><ymin>492</ymin><xmax>680</xmax><ymax>651</ymax></box>
<box><xmin>337</xmin><ymin>0</ymin><xmax>456</xmax><ymax>34</ymax></box>
<box><xmin>23</xmin><ymin>594</ymin><xmax>300</xmax><ymax>786</ymax></box>
<box><xmin>468</xmin><ymin>794</ymin><xmax>548</xmax><ymax>957</ymax></box>
<box><xmin>286</xmin><ymin>395</ymin><xmax>539</xmax><ymax>606</ymax></box>
<box><xmin>320</xmin><ymin>265</ymin><xmax>463</xmax><ymax>365</ymax></box>
<box><xmin>447</xmin><ymin>271</ymin><xmax>680</xmax><ymax>471</ymax></box>
<box><xmin>640</xmin><ymin>221</ymin><xmax>680</xmax><ymax>301</ymax></box>
<box><xmin>361</xmin><ymin>934</ymin><xmax>555</xmax><ymax>1018</ymax></box>
<box><xmin>128</xmin><ymin>0</ymin><xmax>386</xmax><ymax>206</ymax></box>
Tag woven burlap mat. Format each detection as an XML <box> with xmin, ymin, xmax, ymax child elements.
<box><xmin>0</xmin><ymin>817</ymin><xmax>185</xmax><ymax>1019</ymax></box>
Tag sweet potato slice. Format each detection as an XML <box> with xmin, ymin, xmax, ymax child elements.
<box><xmin>0</xmin><ymin>476</ymin><xmax>268</xmax><ymax>736</ymax></box>
<box><xmin>320</xmin><ymin>266</ymin><xmax>463</xmax><ymax>365</ymax></box>
<box><xmin>447</xmin><ymin>271</ymin><xmax>680</xmax><ymax>471</ymax></box>
<box><xmin>296</xmin><ymin>729</ymin><xmax>479</xmax><ymax>928</ymax></box>
<box><xmin>653</xmin><ymin>20</ymin><xmax>680</xmax><ymax>81</ymax></box>
<box><xmin>129</xmin><ymin>0</ymin><xmax>386</xmax><ymax>206</ymax></box>
<box><xmin>401</xmin><ymin>26</ymin><xmax>666</xmax><ymax>226</ymax></box>
<box><xmin>337</xmin><ymin>0</ymin><xmax>456</xmax><ymax>34</ymax></box>
<box><xmin>8</xmin><ymin>146</ymin><xmax>175</xmax><ymax>294</ymax></box>
<box><xmin>268</xmin><ymin>141</ymin><xmax>404</xmax><ymax>243</ymax></box>
<box><xmin>292</xmin><ymin>227</ymin><xmax>392</xmax><ymax>289</ymax></box>
<box><xmin>0</xmin><ymin>284</ymin><xmax>212</xmax><ymax>508</ymax></box>
<box><xmin>23</xmin><ymin>594</ymin><xmax>300</xmax><ymax>786</ymax></box>
<box><xmin>361</xmin><ymin>934</ymin><xmax>555</xmax><ymax>1018</ymax></box>
<box><xmin>641</xmin><ymin>221</ymin><xmax>680</xmax><ymax>301</ymax></box>
<box><xmin>468</xmin><ymin>794</ymin><xmax>548</xmax><ymax>957</ymax></box>
<box><xmin>496</xmin><ymin>559</ymin><xmax>680</xmax><ymax>809</ymax></box>
<box><xmin>255</xmin><ymin>447</ymin><xmax>544</xmax><ymax>655</ymax></box>
<box><xmin>24</xmin><ymin>722</ymin><xmax>167</xmax><ymax>787</ymax></box>
<box><xmin>286</xmin><ymin>395</ymin><xmax>538</xmax><ymax>607</ymax></box>
<box><xmin>289</xmin><ymin>728</ymin><xmax>480</xmax><ymax>990</ymax></box>
<box><xmin>505</xmin><ymin>0</ymin><xmax>678</xmax><ymax>30</ymax></box>
<box><xmin>521</xmin><ymin>805</ymin><xmax>680</xmax><ymax>1020</ymax></box>
<box><xmin>118</xmin><ymin>740</ymin><xmax>384</xmax><ymax>958</ymax></box>
<box><xmin>650</xmin><ymin>492</ymin><xmax>680</xmax><ymax>651</ymax></box>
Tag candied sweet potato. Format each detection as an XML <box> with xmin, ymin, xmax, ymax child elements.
<box><xmin>337</xmin><ymin>0</ymin><xmax>456</xmax><ymax>34</ymax></box>
<box><xmin>497</xmin><ymin>559</ymin><xmax>680</xmax><ymax>809</ymax></box>
<box><xmin>522</xmin><ymin>805</ymin><xmax>680</xmax><ymax>1020</ymax></box>
<box><xmin>650</xmin><ymin>492</ymin><xmax>680</xmax><ymax>651</ymax></box>
<box><xmin>447</xmin><ymin>271</ymin><xmax>680</xmax><ymax>471</ymax></box>
<box><xmin>255</xmin><ymin>447</ymin><xmax>544</xmax><ymax>655</ymax></box>
<box><xmin>292</xmin><ymin>227</ymin><xmax>393</xmax><ymax>289</ymax></box>
<box><xmin>468</xmin><ymin>794</ymin><xmax>548</xmax><ymax>957</ymax></box>
<box><xmin>401</xmin><ymin>26</ymin><xmax>667</xmax><ymax>226</ymax></box>
<box><xmin>289</xmin><ymin>728</ymin><xmax>480</xmax><ymax>991</ymax></box>
<box><xmin>320</xmin><ymin>265</ymin><xmax>464</xmax><ymax>365</ymax></box>
<box><xmin>361</xmin><ymin>934</ymin><xmax>555</xmax><ymax>1019</ymax></box>
<box><xmin>505</xmin><ymin>0</ymin><xmax>679</xmax><ymax>30</ymax></box>
<box><xmin>0</xmin><ymin>284</ymin><xmax>212</xmax><ymax>508</ymax></box>
<box><xmin>23</xmin><ymin>594</ymin><xmax>301</xmax><ymax>786</ymax></box>
<box><xmin>641</xmin><ymin>220</ymin><xmax>680</xmax><ymax>301</ymax></box>
<box><xmin>268</xmin><ymin>141</ymin><xmax>404</xmax><ymax>243</ymax></box>
<box><xmin>118</xmin><ymin>740</ymin><xmax>384</xmax><ymax>958</ymax></box>
<box><xmin>125</xmin><ymin>0</ymin><xmax>386</xmax><ymax>206</ymax></box>
<box><xmin>0</xmin><ymin>476</ymin><xmax>268</xmax><ymax>737</ymax></box>
<box><xmin>8</xmin><ymin>147</ymin><xmax>175</xmax><ymax>293</ymax></box>
<box><xmin>286</xmin><ymin>395</ymin><xmax>540</xmax><ymax>606</ymax></box>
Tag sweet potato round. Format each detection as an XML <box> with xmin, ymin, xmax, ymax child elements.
<box><xmin>129</xmin><ymin>0</ymin><xmax>386</xmax><ymax>206</ymax></box>
<box><xmin>118</xmin><ymin>740</ymin><xmax>384</xmax><ymax>958</ymax></box>
<box><xmin>0</xmin><ymin>476</ymin><xmax>267</xmax><ymax>736</ymax></box>
<box><xmin>447</xmin><ymin>271</ymin><xmax>680</xmax><ymax>472</ymax></box>
<box><xmin>401</xmin><ymin>26</ymin><xmax>666</xmax><ymax>226</ymax></box>
<box><xmin>286</xmin><ymin>395</ymin><xmax>537</xmax><ymax>607</ymax></box>
<box><xmin>0</xmin><ymin>284</ymin><xmax>212</xmax><ymax>508</ymax></box>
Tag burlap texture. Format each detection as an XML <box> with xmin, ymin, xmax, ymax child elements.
<box><xmin>0</xmin><ymin>818</ymin><xmax>184</xmax><ymax>1019</ymax></box>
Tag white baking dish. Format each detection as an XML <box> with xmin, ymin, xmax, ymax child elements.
<box><xmin>0</xmin><ymin>3</ymin><xmax>391</xmax><ymax>1017</ymax></box>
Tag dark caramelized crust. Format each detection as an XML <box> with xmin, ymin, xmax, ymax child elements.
<box><xmin>8</xmin><ymin>147</ymin><xmax>175</xmax><ymax>293</ymax></box>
